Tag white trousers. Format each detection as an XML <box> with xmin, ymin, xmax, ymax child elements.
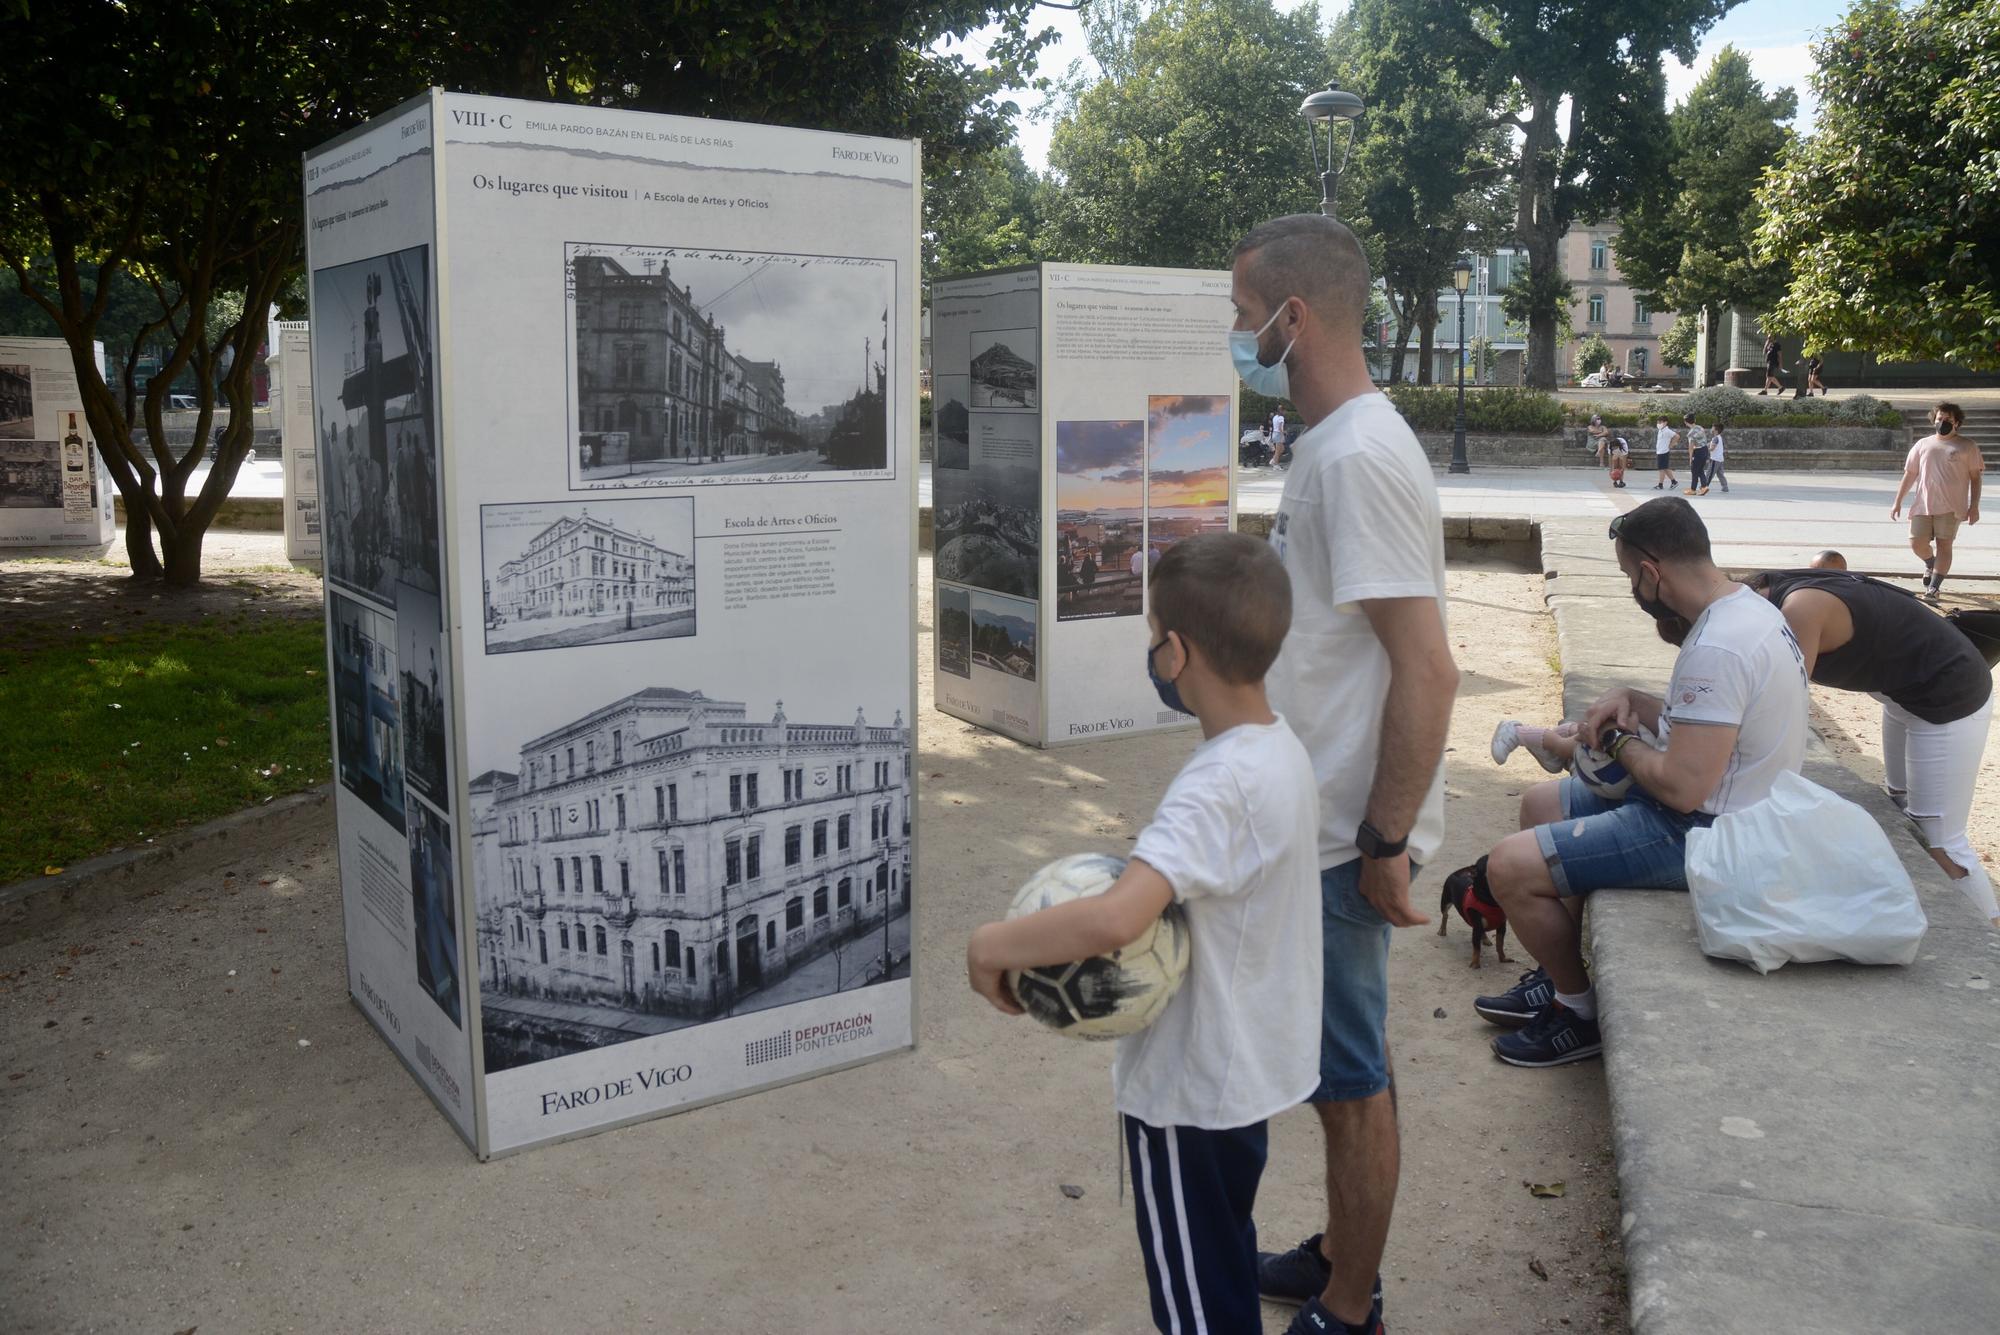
<box><xmin>1877</xmin><ymin>692</ymin><xmax>2000</xmax><ymax>920</ymax></box>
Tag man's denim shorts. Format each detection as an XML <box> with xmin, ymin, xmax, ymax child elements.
<box><xmin>1534</xmin><ymin>776</ymin><xmax>1714</xmax><ymax>897</ymax></box>
<box><xmin>1310</xmin><ymin>858</ymin><xmax>1397</xmax><ymax>1103</ymax></box>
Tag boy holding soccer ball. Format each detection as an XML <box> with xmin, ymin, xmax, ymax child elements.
<box><xmin>967</xmin><ymin>533</ymin><xmax>1323</xmax><ymax>1335</ymax></box>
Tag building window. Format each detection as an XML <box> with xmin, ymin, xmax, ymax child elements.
<box><xmin>730</xmin><ymin>775</ymin><xmax>742</xmax><ymax>811</ymax></box>
<box><xmin>814</xmin><ymin>886</ymin><xmax>829</xmax><ymax>919</ymax></box>
<box><xmin>746</xmin><ymin>773</ymin><xmax>758</xmax><ymax>809</ymax></box>
<box><xmin>560</xmin><ymin>923</ymin><xmax>570</xmax><ymax>950</ymax></box>
<box><xmin>619</xmin><ymin>861</ymin><xmax>630</xmax><ymax>895</ymax></box>
<box><xmin>556</xmin><ymin>859</ymin><xmax>566</xmax><ymax>894</ymax></box>
<box><xmin>664</xmin><ymin>930</ymin><xmax>681</xmax><ymax>970</ymax></box>
<box><xmin>786</xmin><ymin>897</ymin><xmax>804</xmax><ymax>930</ymax></box>
<box><xmin>1590</xmin><ymin>239</ymin><xmax>1608</xmax><ymax>270</ymax></box>
<box><xmin>726</xmin><ymin>837</ymin><xmax>742</xmax><ymax>885</ymax></box>
<box><xmin>652</xmin><ymin>941</ymin><xmax>660</xmax><ymax>972</ymax></box>
<box><xmin>668</xmin><ymin>784</ymin><xmax>678</xmax><ymax>820</ymax></box>
<box><xmin>616</xmin><ymin>794</ymin><xmax>626</xmax><ymax>829</ymax></box>
<box><xmin>838</xmin><ymin>814</ymin><xmax>850</xmax><ymax>851</ymax></box>
<box><xmin>566</xmin><ymin>747</ymin><xmax>575</xmax><ymax>778</ymax></box>
<box><xmin>686</xmin><ymin>948</ymin><xmax>697</xmax><ymax>981</ymax></box>
<box><xmin>785</xmin><ymin>825</ymin><xmax>801</xmax><ymax>866</ymax></box>
<box><xmin>595</xmin><ymin>926</ymin><xmax>607</xmax><ymax>956</ymax></box>
<box><xmin>837</xmin><ymin>878</ymin><xmax>851</xmax><ymax>909</ymax></box>
<box><xmin>538</xmin><ymin>929</ymin><xmax>548</xmax><ymax>964</ymax></box>
<box><xmin>746</xmin><ymin>833</ymin><xmax>762</xmax><ymax>881</ymax></box>
<box><xmin>1588</xmin><ymin>294</ymin><xmax>1605</xmax><ymax>324</ymax></box>
<box><xmin>813</xmin><ymin>820</ymin><xmax>827</xmax><ymax>857</ymax></box>
<box><xmin>571</xmin><ymin>856</ymin><xmax>583</xmax><ymax>893</ymax></box>
<box><xmin>591</xmin><ymin>855</ymin><xmax>603</xmax><ymax>894</ymax></box>
<box><xmin>613</xmin><ymin>732</ymin><xmax>622</xmax><ymax>765</ymax></box>
<box><xmin>674</xmin><ymin>847</ymin><xmax>686</xmax><ymax>895</ymax></box>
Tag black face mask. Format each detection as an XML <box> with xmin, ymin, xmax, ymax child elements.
<box><xmin>1630</xmin><ymin>565</ymin><xmax>1677</xmax><ymax>625</ymax></box>
<box><xmin>1938</xmin><ymin>420</ymin><xmax>1956</xmax><ymax>436</ymax></box>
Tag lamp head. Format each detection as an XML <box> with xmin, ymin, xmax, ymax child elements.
<box><xmin>1452</xmin><ymin>258</ymin><xmax>1474</xmax><ymax>294</ymax></box>
<box><xmin>1300</xmin><ymin>87</ymin><xmax>1364</xmax><ymax>217</ymax></box>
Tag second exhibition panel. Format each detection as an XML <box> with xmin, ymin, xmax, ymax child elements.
<box><xmin>931</xmin><ymin>263</ymin><xmax>1238</xmax><ymax>747</ymax></box>
<box><xmin>305</xmin><ymin>91</ymin><xmax>920</xmax><ymax>1158</ymax></box>
<box><xmin>0</xmin><ymin>336</ymin><xmax>117</xmax><ymax>549</ymax></box>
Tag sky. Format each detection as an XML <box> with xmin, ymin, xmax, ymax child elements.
<box><xmin>949</xmin><ymin>0</ymin><xmax>1849</xmax><ymax>173</ymax></box>
<box><xmin>1056</xmin><ymin>418</ymin><xmax>1146</xmax><ymax>511</ymax></box>
<box><xmin>1145</xmin><ymin>394</ymin><xmax>1231</xmax><ymax>509</ymax></box>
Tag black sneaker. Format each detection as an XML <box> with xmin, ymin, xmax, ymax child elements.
<box><xmin>1491</xmin><ymin>1000</ymin><xmax>1602</xmax><ymax>1067</ymax></box>
<box><xmin>1473</xmin><ymin>966</ymin><xmax>1553</xmax><ymax>1028</ymax></box>
<box><xmin>1286</xmin><ymin>1295</ymin><xmax>1386</xmax><ymax>1335</ymax></box>
<box><xmin>1256</xmin><ymin>1236</ymin><xmax>1384</xmax><ymax>1312</ymax></box>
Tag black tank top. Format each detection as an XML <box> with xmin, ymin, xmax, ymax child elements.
<box><xmin>1760</xmin><ymin>570</ymin><xmax>1993</xmax><ymax>723</ymax></box>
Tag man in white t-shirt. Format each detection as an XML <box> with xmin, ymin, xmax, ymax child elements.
<box><xmin>1227</xmin><ymin>214</ymin><xmax>1460</xmax><ymax>1335</ymax></box>
<box><xmin>1470</xmin><ymin>497</ymin><xmax>1808</xmax><ymax>1067</ymax></box>
<box><xmin>1272</xmin><ymin>409</ymin><xmax>1287</xmax><ymax>447</ymax></box>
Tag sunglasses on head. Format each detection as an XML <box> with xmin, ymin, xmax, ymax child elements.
<box><xmin>1608</xmin><ymin>514</ymin><xmax>1659</xmax><ymax>565</ymax></box>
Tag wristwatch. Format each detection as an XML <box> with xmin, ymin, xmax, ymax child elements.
<box><xmin>1356</xmin><ymin>819</ymin><xmax>1408</xmax><ymax>860</ymax></box>
<box><xmin>1599</xmin><ymin>728</ymin><xmax>1636</xmax><ymax>759</ymax></box>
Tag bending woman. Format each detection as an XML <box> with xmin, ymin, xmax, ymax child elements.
<box><xmin>1751</xmin><ymin>569</ymin><xmax>1999</xmax><ymax>926</ymax></box>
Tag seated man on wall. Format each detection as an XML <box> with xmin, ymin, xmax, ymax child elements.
<box><xmin>1470</xmin><ymin>496</ymin><xmax>1810</xmax><ymax>1066</ymax></box>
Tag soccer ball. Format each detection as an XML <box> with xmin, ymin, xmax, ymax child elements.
<box><xmin>1004</xmin><ymin>853</ymin><xmax>1191</xmax><ymax>1041</ymax></box>
<box><xmin>1572</xmin><ymin>727</ymin><xmax>1660</xmax><ymax>800</ymax></box>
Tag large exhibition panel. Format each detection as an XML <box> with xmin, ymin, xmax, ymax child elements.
<box><xmin>930</xmin><ymin>264</ymin><xmax>1237</xmax><ymax>747</ymax></box>
<box><xmin>271</xmin><ymin>321</ymin><xmax>322</xmax><ymax>563</ymax></box>
<box><xmin>0</xmin><ymin>336</ymin><xmax>117</xmax><ymax>548</ymax></box>
<box><xmin>305</xmin><ymin>91</ymin><xmax>920</xmax><ymax>1156</ymax></box>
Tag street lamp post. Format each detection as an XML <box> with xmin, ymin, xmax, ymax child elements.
<box><xmin>1298</xmin><ymin>87</ymin><xmax>1364</xmax><ymax>218</ymax></box>
<box><xmin>1449</xmin><ymin>258</ymin><xmax>1474</xmax><ymax>475</ymax></box>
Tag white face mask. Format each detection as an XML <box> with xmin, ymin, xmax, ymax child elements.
<box><xmin>1228</xmin><ymin>302</ymin><xmax>1297</xmax><ymax>398</ymax></box>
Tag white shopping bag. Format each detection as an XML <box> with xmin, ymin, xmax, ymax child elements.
<box><xmin>1685</xmin><ymin>771</ymin><xmax>1927</xmax><ymax>974</ymax></box>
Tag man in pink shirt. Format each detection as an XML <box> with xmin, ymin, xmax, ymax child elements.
<box><xmin>1892</xmin><ymin>402</ymin><xmax>1982</xmax><ymax>599</ymax></box>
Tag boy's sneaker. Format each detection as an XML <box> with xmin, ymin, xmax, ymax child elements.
<box><xmin>1491</xmin><ymin>1001</ymin><xmax>1602</xmax><ymax>1067</ymax></box>
<box><xmin>1286</xmin><ymin>1295</ymin><xmax>1386</xmax><ymax>1335</ymax></box>
<box><xmin>1473</xmin><ymin>966</ymin><xmax>1554</xmax><ymax>1028</ymax></box>
<box><xmin>1256</xmin><ymin>1237</ymin><xmax>1383</xmax><ymax>1312</ymax></box>
<box><xmin>1488</xmin><ymin>719</ymin><xmax>1561</xmax><ymax>772</ymax></box>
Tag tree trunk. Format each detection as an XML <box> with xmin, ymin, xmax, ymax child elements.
<box><xmin>162</xmin><ymin>525</ymin><xmax>206</xmax><ymax>587</ymax></box>
<box><xmin>1386</xmin><ymin>283</ymin><xmax>1418</xmax><ymax>383</ymax></box>
<box><xmin>1416</xmin><ymin>288</ymin><xmax>1440</xmax><ymax>385</ymax></box>
<box><xmin>1518</xmin><ymin>96</ymin><xmax>1563</xmax><ymax>391</ymax></box>
<box><xmin>121</xmin><ymin>501</ymin><xmax>164</xmax><ymax>580</ymax></box>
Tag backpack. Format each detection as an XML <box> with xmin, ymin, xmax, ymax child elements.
<box><xmin>1946</xmin><ymin>608</ymin><xmax>2000</xmax><ymax>667</ymax></box>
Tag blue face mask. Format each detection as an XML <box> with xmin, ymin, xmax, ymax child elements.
<box><xmin>1147</xmin><ymin>637</ymin><xmax>1192</xmax><ymax>716</ymax></box>
<box><xmin>1229</xmin><ymin>302</ymin><xmax>1296</xmax><ymax>398</ymax></box>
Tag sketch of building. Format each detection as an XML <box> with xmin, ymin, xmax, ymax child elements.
<box><xmin>474</xmin><ymin>687</ymin><xmax>912</xmax><ymax>1071</ymax></box>
<box><xmin>483</xmin><ymin>501</ymin><xmax>695</xmax><ymax>654</ymax></box>
<box><xmin>0</xmin><ymin>440</ymin><xmax>60</xmax><ymax>507</ymax></box>
<box><xmin>0</xmin><ymin>363</ymin><xmax>31</xmax><ymax>438</ymax></box>
<box><xmin>331</xmin><ymin>592</ymin><xmax>405</xmax><ymax>833</ymax></box>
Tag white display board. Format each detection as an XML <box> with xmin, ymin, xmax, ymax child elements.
<box><xmin>273</xmin><ymin>322</ymin><xmax>322</xmax><ymax>562</ymax></box>
<box><xmin>930</xmin><ymin>265</ymin><xmax>1237</xmax><ymax>747</ymax></box>
<box><xmin>0</xmin><ymin>337</ymin><xmax>117</xmax><ymax>548</ymax></box>
<box><xmin>305</xmin><ymin>91</ymin><xmax>919</xmax><ymax>1157</ymax></box>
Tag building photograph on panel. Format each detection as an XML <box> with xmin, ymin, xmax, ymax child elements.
<box><xmin>330</xmin><ymin>591</ymin><xmax>405</xmax><ymax>835</ymax></box>
<box><xmin>480</xmin><ymin>498</ymin><xmax>696</xmax><ymax>654</ymax></box>
<box><xmin>934</xmin><ymin>373</ymin><xmax>970</xmax><ymax>470</ymax></box>
<box><xmin>408</xmin><ymin>798</ymin><xmax>464</xmax><ymax>1028</ymax></box>
<box><xmin>471</xmin><ymin>685</ymin><xmax>913</xmax><ymax>1075</ymax></box>
<box><xmin>1145</xmin><ymin>394</ymin><xmax>1232</xmax><ymax>562</ymax></box>
<box><xmin>566</xmin><ymin>242</ymin><xmax>894</xmax><ymax>485</ymax></box>
<box><xmin>970</xmin><ymin>590</ymin><xmax>1037</xmax><ymax>680</ymax></box>
<box><xmin>0</xmin><ymin>363</ymin><xmax>31</xmax><ymax>437</ymax></box>
<box><xmin>396</xmin><ymin>582</ymin><xmax>450</xmax><ymax>813</ymax></box>
<box><xmin>0</xmin><ymin>441</ymin><xmax>61</xmax><ymax>508</ymax></box>
<box><xmin>968</xmin><ymin>326</ymin><xmax>1037</xmax><ymax>409</ymax></box>
<box><xmin>1055</xmin><ymin>419</ymin><xmax>1146</xmax><ymax>621</ymax></box>
<box><xmin>312</xmin><ymin>244</ymin><xmax>440</xmax><ymax>605</ymax></box>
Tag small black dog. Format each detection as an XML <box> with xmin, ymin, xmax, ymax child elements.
<box><xmin>1439</xmin><ymin>856</ymin><xmax>1511</xmax><ymax>970</ymax></box>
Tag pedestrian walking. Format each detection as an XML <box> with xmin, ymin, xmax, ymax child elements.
<box><xmin>1759</xmin><ymin>335</ymin><xmax>1784</xmax><ymax>394</ymax></box>
<box><xmin>1228</xmin><ymin>213</ymin><xmax>1459</xmax><ymax>1335</ymax></box>
<box><xmin>1891</xmin><ymin>402</ymin><xmax>1982</xmax><ymax>600</ymax></box>
<box><xmin>1682</xmin><ymin>414</ymin><xmax>1710</xmax><ymax>495</ymax></box>
<box><xmin>1652</xmin><ymin>416</ymin><xmax>1679</xmax><ymax>489</ymax></box>
<box><xmin>1707</xmin><ymin>422</ymin><xmax>1730</xmax><ymax>493</ymax></box>
<box><xmin>1806</xmin><ymin>354</ymin><xmax>1827</xmax><ymax>396</ymax></box>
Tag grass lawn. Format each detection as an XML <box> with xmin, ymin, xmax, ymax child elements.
<box><xmin>0</xmin><ymin>618</ymin><xmax>330</xmax><ymax>884</ymax></box>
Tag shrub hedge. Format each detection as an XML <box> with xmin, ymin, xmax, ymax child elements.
<box><xmin>1382</xmin><ymin>384</ymin><xmax>1566</xmax><ymax>433</ymax></box>
<box><xmin>1565</xmin><ymin>385</ymin><xmax>1900</xmax><ymax>428</ymax></box>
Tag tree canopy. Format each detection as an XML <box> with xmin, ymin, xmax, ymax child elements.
<box><xmin>0</xmin><ymin>0</ymin><xmax>1052</xmax><ymax>584</ymax></box>
<box><xmin>1038</xmin><ymin>0</ymin><xmax>1330</xmax><ymax>269</ymax></box>
<box><xmin>1756</xmin><ymin>0</ymin><xmax>2000</xmax><ymax>369</ymax></box>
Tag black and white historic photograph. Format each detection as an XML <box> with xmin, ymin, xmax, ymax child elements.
<box><xmin>330</xmin><ymin>591</ymin><xmax>405</xmax><ymax>834</ymax></box>
<box><xmin>471</xmin><ymin>684</ymin><xmax>913</xmax><ymax>1073</ymax></box>
<box><xmin>933</xmin><ymin>443</ymin><xmax>1039</xmax><ymax>601</ymax></box>
<box><xmin>969</xmin><ymin>327</ymin><xmax>1038</xmax><ymax>410</ymax></box>
<box><xmin>312</xmin><ymin>244</ymin><xmax>441</xmax><ymax>605</ymax></box>
<box><xmin>0</xmin><ymin>363</ymin><xmax>32</xmax><ymax>438</ymax></box>
<box><xmin>409</xmin><ymin>797</ymin><xmax>464</xmax><ymax>1028</ymax></box>
<box><xmin>938</xmin><ymin>584</ymin><xmax>972</xmax><ymax>679</ymax></box>
<box><xmin>971</xmin><ymin>591</ymin><xmax>1038</xmax><ymax>681</ymax></box>
<box><xmin>566</xmin><ymin>242</ymin><xmax>894</xmax><ymax>486</ymax></box>
<box><xmin>480</xmin><ymin>498</ymin><xmax>696</xmax><ymax>654</ymax></box>
<box><xmin>0</xmin><ymin>440</ymin><xmax>61</xmax><ymax>508</ymax></box>
<box><xmin>397</xmin><ymin>582</ymin><xmax>450</xmax><ymax>813</ymax></box>
<box><xmin>934</xmin><ymin>374</ymin><xmax>970</xmax><ymax>469</ymax></box>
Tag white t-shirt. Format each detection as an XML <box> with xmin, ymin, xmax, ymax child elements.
<box><xmin>1272</xmin><ymin>413</ymin><xmax>1287</xmax><ymax>439</ymax></box>
<box><xmin>1654</xmin><ymin>424</ymin><xmax>1677</xmax><ymax>456</ymax></box>
<box><xmin>1662</xmin><ymin>585</ymin><xmax>1809</xmax><ymax>815</ymax></box>
<box><xmin>1709</xmin><ymin>432</ymin><xmax>1726</xmax><ymax>462</ymax></box>
<box><xmin>1265</xmin><ymin>392</ymin><xmax>1448</xmax><ymax>867</ymax></box>
<box><xmin>1114</xmin><ymin>718</ymin><xmax>1322</xmax><ymax>1129</ymax></box>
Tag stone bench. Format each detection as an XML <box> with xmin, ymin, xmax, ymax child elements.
<box><xmin>1539</xmin><ymin>517</ymin><xmax>1999</xmax><ymax>1333</ymax></box>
